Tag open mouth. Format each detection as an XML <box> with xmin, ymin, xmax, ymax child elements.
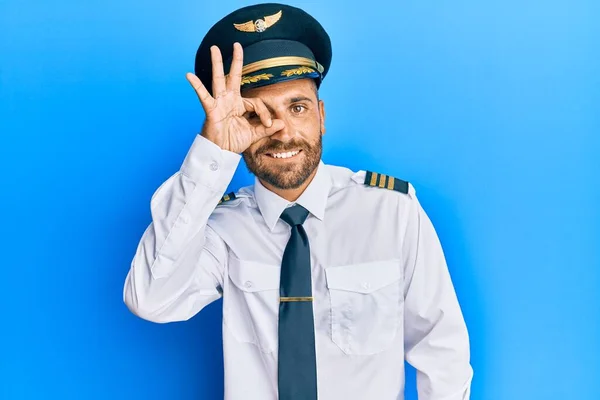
<box><xmin>265</xmin><ymin>149</ymin><xmax>302</xmax><ymax>159</ymax></box>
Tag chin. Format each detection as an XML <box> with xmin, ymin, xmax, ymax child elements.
<box><xmin>270</xmin><ymin>178</ymin><xmax>307</xmax><ymax>190</ymax></box>
<box><xmin>255</xmin><ymin>161</ymin><xmax>316</xmax><ymax>190</ymax></box>
<box><xmin>261</xmin><ymin>169</ymin><xmax>305</xmax><ymax>189</ymax></box>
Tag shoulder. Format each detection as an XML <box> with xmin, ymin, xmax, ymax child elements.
<box><xmin>214</xmin><ymin>185</ymin><xmax>255</xmax><ymax>209</ymax></box>
<box><xmin>210</xmin><ymin>186</ymin><xmax>256</xmax><ymax>230</ymax></box>
<box><xmin>325</xmin><ymin>164</ymin><xmax>416</xmax><ymax>199</ymax></box>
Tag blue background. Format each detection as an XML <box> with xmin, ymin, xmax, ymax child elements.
<box><xmin>1</xmin><ymin>0</ymin><xmax>599</xmax><ymax>399</ymax></box>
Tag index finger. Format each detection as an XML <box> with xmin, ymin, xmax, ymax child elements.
<box><xmin>227</xmin><ymin>42</ymin><xmax>244</xmax><ymax>94</ymax></box>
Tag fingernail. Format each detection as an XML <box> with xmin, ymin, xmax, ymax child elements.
<box><xmin>267</xmin><ymin>119</ymin><xmax>272</xmax><ymax>127</ymax></box>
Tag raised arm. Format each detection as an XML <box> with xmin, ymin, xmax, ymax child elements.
<box><xmin>123</xmin><ymin>43</ymin><xmax>284</xmax><ymax>323</ymax></box>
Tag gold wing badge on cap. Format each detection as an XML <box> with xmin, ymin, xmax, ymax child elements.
<box><xmin>234</xmin><ymin>10</ymin><xmax>283</xmax><ymax>33</ymax></box>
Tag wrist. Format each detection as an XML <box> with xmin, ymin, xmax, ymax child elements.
<box><xmin>199</xmin><ymin>124</ymin><xmax>227</xmax><ymax>151</ymax></box>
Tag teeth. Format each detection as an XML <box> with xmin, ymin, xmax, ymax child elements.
<box><xmin>270</xmin><ymin>150</ymin><xmax>299</xmax><ymax>159</ymax></box>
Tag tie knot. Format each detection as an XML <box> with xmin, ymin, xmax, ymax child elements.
<box><xmin>280</xmin><ymin>204</ymin><xmax>309</xmax><ymax>226</ymax></box>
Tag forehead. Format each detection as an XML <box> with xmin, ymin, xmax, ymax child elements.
<box><xmin>241</xmin><ymin>78</ymin><xmax>316</xmax><ymax>101</ymax></box>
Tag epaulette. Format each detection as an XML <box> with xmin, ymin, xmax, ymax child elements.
<box><xmin>364</xmin><ymin>171</ymin><xmax>409</xmax><ymax>194</ymax></box>
<box><xmin>218</xmin><ymin>191</ymin><xmax>237</xmax><ymax>205</ymax></box>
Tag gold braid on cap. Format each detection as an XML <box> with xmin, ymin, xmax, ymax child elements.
<box><xmin>241</xmin><ymin>56</ymin><xmax>324</xmax><ymax>76</ymax></box>
<box><xmin>281</xmin><ymin>66</ymin><xmax>316</xmax><ymax>77</ymax></box>
<box><xmin>241</xmin><ymin>73</ymin><xmax>273</xmax><ymax>86</ymax></box>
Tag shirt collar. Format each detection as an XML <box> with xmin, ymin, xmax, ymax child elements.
<box><xmin>254</xmin><ymin>161</ymin><xmax>331</xmax><ymax>232</ymax></box>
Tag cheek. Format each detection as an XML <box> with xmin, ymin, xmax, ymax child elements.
<box><xmin>246</xmin><ymin>138</ymin><xmax>266</xmax><ymax>155</ymax></box>
<box><xmin>291</xmin><ymin>111</ymin><xmax>321</xmax><ymax>131</ymax></box>
<box><xmin>242</xmin><ymin>145</ymin><xmax>259</xmax><ymax>163</ymax></box>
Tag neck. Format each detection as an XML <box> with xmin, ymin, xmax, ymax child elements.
<box><xmin>260</xmin><ymin>167</ymin><xmax>319</xmax><ymax>203</ymax></box>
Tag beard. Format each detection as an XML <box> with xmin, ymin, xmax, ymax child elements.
<box><xmin>242</xmin><ymin>134</ymin><xmax>322</xmax><ymax>190</ymax></box>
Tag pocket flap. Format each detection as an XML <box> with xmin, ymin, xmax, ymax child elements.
<box><xmin>325</xmin><ymin>260</ymin><xmax>401</xmax><ymax>293</ymax></box>
<box><xmin>229</xmin><ymin>256</ymin><xmax>280</xmax><ymax>292</ymax></box>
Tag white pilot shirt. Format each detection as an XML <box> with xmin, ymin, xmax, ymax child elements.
<box><xmin>123</xmin><ymin>134</ymin><xmax>473</xmax><ymax>400</ymax></box>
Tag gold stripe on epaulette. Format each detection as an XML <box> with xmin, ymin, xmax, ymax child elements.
<box><xmin>370</xmin><ymin>172</ymin><xmax>378</xmax><ymax>186</ymax></box>
<box><xmin>387</xmin><ymin>176</ymin><xmax>395</xmax><ymax>190</ymax></box>
<box><xmin>218</xmin><ymin>191</ymin><xmax>237</xmax><ymax>205</ymax></box>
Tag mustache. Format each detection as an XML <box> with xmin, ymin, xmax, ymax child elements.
<box><xmin>257</xmin><ymin>139</ymin><xmax>309</xmax><ymax>154</ymax></box>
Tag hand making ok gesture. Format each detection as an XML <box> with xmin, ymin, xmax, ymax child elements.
<box><xmin>185</xmin><ymin>42</ymin><xmax>284</xmax><ymax>154</ymax></box>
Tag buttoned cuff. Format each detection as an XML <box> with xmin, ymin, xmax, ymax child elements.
<box><xmin>180</xmin><ymin>134</ymin><xmax>242</xmax><ymax>193</ymax></box>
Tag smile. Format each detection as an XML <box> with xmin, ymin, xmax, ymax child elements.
<box><xmin>266</xmin><ymin>150</ymin><xmax>302</xmax><ymax>159</ymax></box>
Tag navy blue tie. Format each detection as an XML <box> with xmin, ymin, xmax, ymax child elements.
<box><xmin>278</xmin><ymin>205</ymin><xmax>318</xmax><ymax>400</ymax></box>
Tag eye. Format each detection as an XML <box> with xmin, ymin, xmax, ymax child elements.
<box><xmin>245</xmin><ymin>112</ymin><xmax>259</xmax><ymax>120</ymax></box>
<box><xmin>291</xmin><ymin>104</ymin><xmax>307</xmax><ymax>114</ymax></box>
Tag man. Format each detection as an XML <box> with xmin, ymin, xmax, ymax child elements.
<box><xmin>123</xmin><ymin>3</ymin><xmax>473</xmax><ymax>399</ymax></box>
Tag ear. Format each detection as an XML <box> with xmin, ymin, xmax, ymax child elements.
<box><xmin>318</xmin><ymin>99</ymin><xmax>326</xmax><ymax>135</ymax></box>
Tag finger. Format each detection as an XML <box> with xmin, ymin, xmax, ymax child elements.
<box><xmin>253</xmin><ymin>119</ymin><xmax>285</xmax><ymax>139</ymax></box>
<box><xmin>186</xmin><ymin>72</ymin><xmax>215</xmax><ymax>110</ymax></box>
<box><xmin>243</xmin><ymin>98</ymin><xmax>272</xmax><ymax>128</ymax></box>
<box><xmin>210</xmin><ymin>46</ymin><xmax>227</xmax><ymax>97</ymax></box>
<box><xmin>227</xmin><ymin>42</ymin><xmax>244</xmax><ymax>94</ymax></box>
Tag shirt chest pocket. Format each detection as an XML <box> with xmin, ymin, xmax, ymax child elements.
<box><xmin>224</xmin><ymin>255</ymin><xmax>280</xmax><ymax>354</ymax></box>
<box><xmin>325</xmin><ymin>260</ymin><xmax>402</xmax><ymax>355</ymax></box>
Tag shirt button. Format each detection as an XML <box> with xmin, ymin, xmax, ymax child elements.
<box><xmin>244</xmin><ymin>281</ymin><xmax>253</xmax><ymax>288</ymax></box>
<box><xmin>181</xmin><ymin>215</ymin><xmax>190</xmax><ymax>224</ymax></box>
<box><xmin>362</xmin><ymin>282</ymin><xmax>370</xmax><ymax>290</ymax></box>
<box><xmin>209</xmin><ymin>161</ymin><xmax>219</xmax><ymax>171</ymax></box>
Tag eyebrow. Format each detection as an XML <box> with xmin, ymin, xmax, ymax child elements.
<box><xmin>289</xmin><ymin>96</ymin><xmax>314</xmax><ymax>104</ymax></box>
